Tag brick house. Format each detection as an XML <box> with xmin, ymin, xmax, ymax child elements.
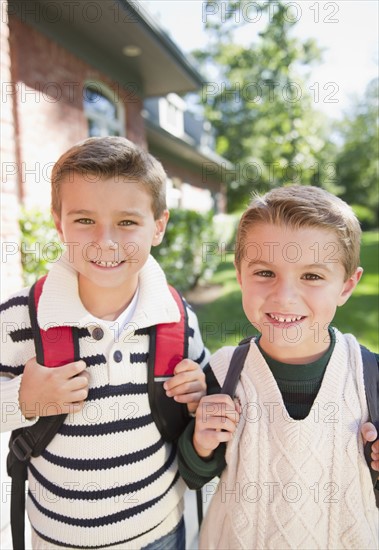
<box><xmin>1</xmin><ymin>0</ymin><xmax>229</xmax><ymax>300</ymax></box>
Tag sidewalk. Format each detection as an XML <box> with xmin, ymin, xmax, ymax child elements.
<box><xmin>184</xmin><ymin>488</ymin><xmax>200</xmax><ymax>550</ymax></box>
<box><xmin>184</xmin><ymin>481</ymin><xmax>216</xmax><ymax>550</ymax></box>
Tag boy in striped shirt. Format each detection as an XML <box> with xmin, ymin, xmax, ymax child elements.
<box><xmin>1</xmin><ymin>136</ymin><xmax>209</xmax><ymax>549</ymax></box>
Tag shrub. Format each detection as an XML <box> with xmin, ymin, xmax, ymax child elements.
<box><xmin>351</xmin><ymin>204</ymin><xmax>378</xmax><ymax>231</ymax></box>
<box><xmin>151</xmin><ymin>209</ymin><xmax>221</xmax><ymax>291</ymax></box>
<box><xmin>213</xmin><ymin>212</ymin><xmax>241</xmax><ymax>251</ymax></box>
<box><xmin>19</xmin><ymin>208</ymin><xmax>62</xmax><ymax>286</ymax></box>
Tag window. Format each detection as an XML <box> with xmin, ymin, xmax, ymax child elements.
<box><xmin>158</xmin><ymin>93</ymin><xmax>185</xmax><ymax>137</ymax></box>
<box><xmin>83</xmin><ymin>82</ymin><xmax>125</xmax><ymax>137</ymax></box>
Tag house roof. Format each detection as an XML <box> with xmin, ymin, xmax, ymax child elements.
<box><xmin>144</xmin><ymin>115</ymin><xmax>233</xmax><ymax>174</ymax></box>
<box><xmin>9</xmin><ymin>0</ymin><xmax>203</xmax><ymax>97</ymax></box>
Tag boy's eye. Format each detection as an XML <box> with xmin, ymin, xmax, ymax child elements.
<box><xmin>256</xmin><ymin>270</ymin><xmax>275</xmax><ymax>278</ymax></box>
<box><xmin>302</xmin><ymin>273</ymin><xmax>322</xmax><ymax>280</ymax></box>
<box><xmin>119</xmin><ymin>220</ymin><xmax>136</xmax><ymax>226</ymax></box>
<box><xmin>76</xmin><ymin>218</ymin><xmax>94</xmax><ymax>225</ymax></box>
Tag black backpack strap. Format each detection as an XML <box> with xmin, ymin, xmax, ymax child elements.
<box><xmin>221</xmin><ymin>337</ymin><xmax>254</xmax><ymax>397</ymax></box>
<box><xmin>7</xmin><ymin>278</ymin><xmax>78</xmax><ymax>550</ymax></box>
<box><xmin>360</xmin><ymin>345</ymin><xmax>379</xmax><ymax>504</ymax></box>
<box><xmin>361</xmin><ymin>345</ymin><xmax>379</xmax><ymax>430</ymax></box>
<box><xmin>196</xmin><ymin>486</ymin><xmax>204</xmax><ymax>529</ymax></box>
<box><xmin>195</xmin><ymin>337</ymin><xmax>251</xmax><ymax>530</ymax></box>
<box><xmin>7</xmin><ymin>415</ymin><xmax>68</xmax><ymax>549</ymax></box>
<box><xmin>7</xmin><ymin>441</ymin><xmax>27</xmax><ymax>550</ymax></box>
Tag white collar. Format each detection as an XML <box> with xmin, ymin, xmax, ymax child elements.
<box><xmin>37</xmin><ymin>252</ymin><xmax>180</xmax><ymax>330</ymax></box>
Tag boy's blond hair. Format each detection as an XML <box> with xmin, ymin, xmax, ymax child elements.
<box><xmin>235</xmin><ymin>185</ymin><xmax>361</xmax><ymax>279</ymax></box>
<box><xmin>51</xmin><ymin>136</ymin><xmax>167</xmax><ymax>219</ymax></box>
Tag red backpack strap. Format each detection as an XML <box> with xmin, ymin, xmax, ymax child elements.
<box><xmin>147</xmin><ymin>285</ymin><xmax>190</xmax><ymax>442</ymax></box>
<box><xmin>153</xmin><ymin>285</ymin><xmax>188</xmax><ymax>378</ymax></box>
<box><xmin>29</xmin><ymin>275</ymin><xmax>79</xmax><ymax>366</ymax></box>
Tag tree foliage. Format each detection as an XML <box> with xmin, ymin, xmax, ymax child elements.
<box><xmin>19</xmin><ymin>208</ymin><xmax>62</xmax><ymax>286</ymax></box>
<box><xmin>195</xmin><ymin>0</ymin><xmax>337</xmax><ymax>210</ymax></box>
<box><xmin>151</xmin><ymin>208</ymin><xmax>220</xmax><ymax>290</ymax></box>
<box><xmin>335</xmin><ymin>78</ymin><xmax>379</xmax><ymax>228</ymax></box>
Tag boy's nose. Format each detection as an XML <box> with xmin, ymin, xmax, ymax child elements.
<box><xmin>272</xmin><ymin>280</ymin><xmax>297</xmax><ymax>305</ymax></box>
<box><xmin>105</xmin><ymin>239</ymin><xmax>118</xmax><ymax>250</ymax></box>
<box><xmin>97</xmin><ymin>235</ymin><xmax>119</xmax><ymax>260</ymax></box>
<box><xmin>97</xmin><ymin>229</ymin><xmax>118</xmax><ymax>250</ymax></box>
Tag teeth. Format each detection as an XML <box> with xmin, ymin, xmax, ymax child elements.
<box><xmin>269</xmin><ymin>314</ymin><xmax>303</xmax><ymax>323</ymax></box>
<box><xmin>95</xmin><ymin>261</ymin><xmax>120</xmax><ymax>268</ymax></box>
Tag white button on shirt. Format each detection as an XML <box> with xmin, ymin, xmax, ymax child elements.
<box><xmin>87</xmin><ymin>288</ymin><xmax>140</xmax><ymax>384</ymax></box>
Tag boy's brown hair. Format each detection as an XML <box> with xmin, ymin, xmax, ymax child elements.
<box><xmin>51</xmin><ymin>136</ymin><xmax>167</xmax><ymax>219</ymax></box>
<box><xmin>235</xmin><ymin>185</ymin><xmax>362</xmax><ymax>279</ymax></box>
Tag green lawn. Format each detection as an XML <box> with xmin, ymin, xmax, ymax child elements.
<box><xmin>188</xmin><ymin>231</ymin><xmax>379</xmax><ymax>354</ymax></box>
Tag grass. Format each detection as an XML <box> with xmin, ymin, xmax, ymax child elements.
<box><xmin>188</xmin><ymin>231</ymin><xmax>379</xmax><ymax>354</ymax></box>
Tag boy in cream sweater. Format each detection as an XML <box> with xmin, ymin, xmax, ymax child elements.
<box><xmin>178</xmin><ymin>185</ymin><xmax>378</xmax><ymax>549</ymax></box>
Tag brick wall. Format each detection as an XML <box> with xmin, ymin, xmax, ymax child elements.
<box><xmin>1</xmin><ymin>2</ymin><xmax>23</xmax><ymax>300</ymax></box>
<box><xmin>1</xmin><ymin>11</ymin><xmax>147</xmax><ymax>300</ymax></box>
<box><xmin>8</xmin><ymin>15</ymin><xmax>146</xmax><ymax>211</ymax></box>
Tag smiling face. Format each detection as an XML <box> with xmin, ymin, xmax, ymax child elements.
<box><xmin>236</xmin><ymin>223</ymin><xmax>362</xmax><ymax>363</ymax></box>
<box><xmin>53</xmin><ymin>174</ymin><xmax>168</xmax><ymax>302</ymax></box>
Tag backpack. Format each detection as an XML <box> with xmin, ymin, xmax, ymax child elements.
<box><xmin>221</xmin><ymin>337</ymin><xmax>379</xmax><ymax>507</ymax></box>
<box><xmin>6</xmin><ymin>275</ymin><xmax>193</xmax><ymax>549</ymax></box>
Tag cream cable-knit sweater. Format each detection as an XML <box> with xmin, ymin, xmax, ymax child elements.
<box><xmin>199</xmin><ymin>333</ymin><xmax>378</xmax><ymax>550</ymax></box>
<box><xmin>1</xmin><ymin>253</ymin><xmax>209</xmax><ymax>549</ymax></box>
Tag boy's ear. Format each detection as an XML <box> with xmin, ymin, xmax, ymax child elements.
<box><xmin>152</xmin><ymin>210</ymin><xmax>169</xmax><ymax>246</ymax></box>
<box><xmin>52</xmin><ymin>210</ymin><xmax>64</xmax><ymax>241</ymax></box>
<box><xmin>234</xmin><ymin>260</ymin><xmax>242</xmax><ymax>287</ymax></box>
<box><xmin>337</xmin><ymin>267</ymin><xmax>363</xmax><ymax>306</ymax></box>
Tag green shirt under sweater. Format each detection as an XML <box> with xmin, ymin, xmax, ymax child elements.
<box><xmin>257</xmin><ymin>331</ymin><xmax>335</xmax><ymax>420</ymax></box>
<box><xmin>178</xmin><ymin>331</ymin><xmax>336</xmax><ymax>489</ymax></box>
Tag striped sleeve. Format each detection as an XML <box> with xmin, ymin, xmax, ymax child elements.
<box><xmin>185</xmin><ymin>300</ymin><xmax>210</xmax><ymax>367</ymax></box>
<box><xmin>1</xmin><ymin>287</ymin><xmax>38</xmax><ymax>432</ymax></box>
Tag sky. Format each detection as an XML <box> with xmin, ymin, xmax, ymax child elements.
<box><xmin>143</xmin><ymin>0</ymin><xmax>378</xmax><ymax>120</ymax></box>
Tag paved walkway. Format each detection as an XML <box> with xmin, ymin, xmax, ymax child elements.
<box><xmin>184</xmin><ymin>481</ymin><xmax>217</xmax><ymax>550</ymax></box>
<box><xmin>184</xmin><ymin>488</ymin><xmax>200</xmax><ymax>550</ymax></box>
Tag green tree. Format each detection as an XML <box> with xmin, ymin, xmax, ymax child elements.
<box><xmin>335</xmin><ymin>78</ymin><xmax>379</xmax><ymax>228</ymax></box>
<box><xmin>196</xmin><ymin>0</ymin><xmax>335</xmax><ymax>210</ymax></box>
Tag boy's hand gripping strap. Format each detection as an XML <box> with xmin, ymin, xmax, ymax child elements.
<box><xmin>7</xmin><ymin>275</ymin><xmax>80</xmax><ymax>550</ymax></box>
